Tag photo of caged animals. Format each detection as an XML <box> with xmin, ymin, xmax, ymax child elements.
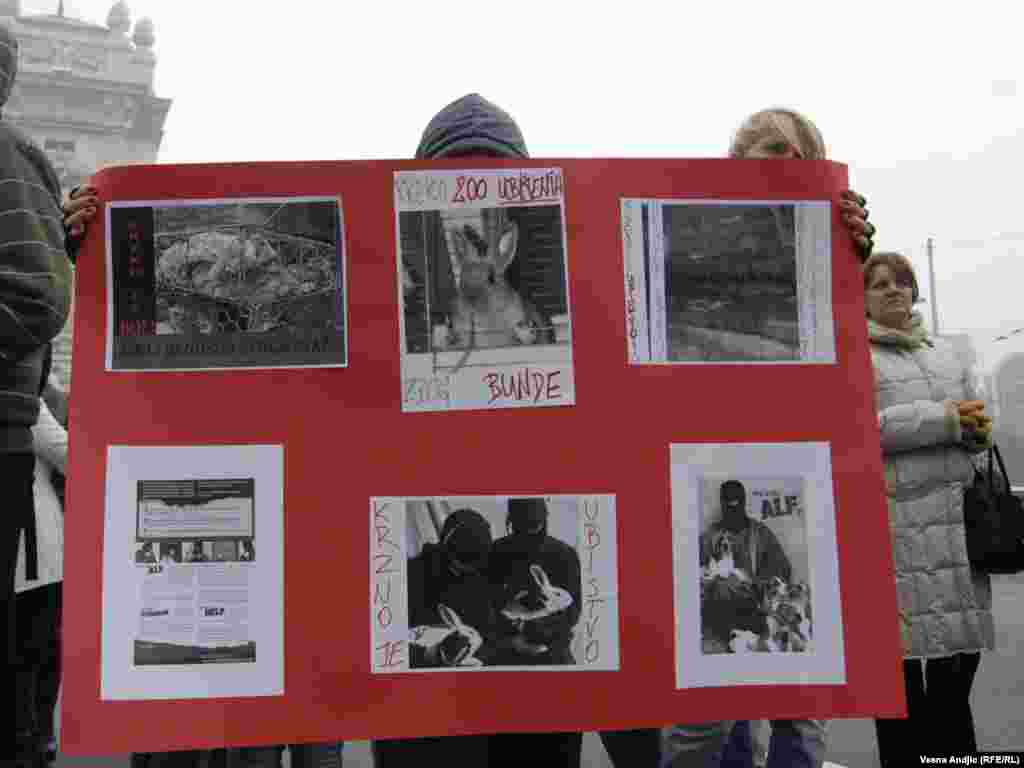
<box><xmin>399</xmin><ymin>205</ymin><xmax>571</xmax><ymax>357</ymax></box>
<box><xmin>152</xmin><ymin>199</ymin><xmax>341</xmax><ymax>338</ymax></box>
<box><xmin>662</xmin><ymin>203</ymin><xmax>799</xmax><ymax>362</ymax></box>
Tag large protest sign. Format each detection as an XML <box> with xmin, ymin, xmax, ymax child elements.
<box><xmin>62</xmin><ymin>159</ymin><xmax>901</xmax><ymax>754</ymax></box>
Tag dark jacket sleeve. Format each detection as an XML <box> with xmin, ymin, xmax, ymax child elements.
<box><xmin>406</xmin><ymin>554</ymin><xmax>438</xmax><ymax>669</ymax></box>
<box><xmin>0</xmin><ymin>125</ymin><xmax>73</xmax><ymax>363</ymax></box>
<box><xmin>753</xmin><ymin>523</ymin><xmax>792</xmax><ymax>583</ymax></box>
<box><xmin>406</xmin><ymin>553</ymin><xmax>435</xmax><ymax>629</ymax></box>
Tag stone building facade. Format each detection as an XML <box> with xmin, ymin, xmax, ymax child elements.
<box><xmin>0</xmin><ymin>0</ymin><xmax>172</xmax><ymax>388</ymax></box>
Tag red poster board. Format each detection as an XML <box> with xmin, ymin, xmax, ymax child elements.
<box><xmin>61</xmin><ymin>159</ymin><xmax>903</xmax><ymax>754</ymax></box>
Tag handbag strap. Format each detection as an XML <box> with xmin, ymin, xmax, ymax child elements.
<box><xmin>992</xmin><ymin>444</ymin><xmax>1011</xmax><ymax>490</ymax></box>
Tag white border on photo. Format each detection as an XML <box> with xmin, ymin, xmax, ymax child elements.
<box><xmin>620</xmin><ymin>200</ymin><xmax>651</xmax><ymax>363</ymax></box>
<box><xmin>369</xmin><ymin>495</ymin><xmax>618</xmax><ymax>673</ymax></box>
<box><xmin>101</xmin><ymin>445</ymin><xmax>284</xmax><ymax>700</ymax></box>
<box><xmin>394</xmin><ymin>169</ymin><xmax>575</xmax><ymax>413</ymax></box>
<box><xmin>104</xmin><ymin>196</ymin><xmax>348</xmax><ymax>372</ymax></box>
<box><xmin>671</xmin><ymin>442</ymin><xmax>845</xmax><ymax>688</ymax></box>
<box><xmin>620</xmin><ymin>200</ymin><xmax>834</xmax><ymax>365</ymax></box>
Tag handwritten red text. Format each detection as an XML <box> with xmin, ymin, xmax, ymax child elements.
<box><xmin>484</xmin><ymin>368</ymin><xmax>562</xmax><ymax>405</ymax></box>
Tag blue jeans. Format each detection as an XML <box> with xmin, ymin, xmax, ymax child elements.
<box><xmin>662</xmin><ymin>720</ymin><xmax>827</xmax><ymax>768</ymax></box>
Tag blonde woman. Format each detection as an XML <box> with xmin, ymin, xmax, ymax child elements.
<box><xmin>663</xmin><ymin>107</ymin><xmax>871</xmax><ymax>768</ymax></box>
<box><xmin>730</xmin><ymin>107</ymin><xmax>876</xmax><ymax>261</ymax></box>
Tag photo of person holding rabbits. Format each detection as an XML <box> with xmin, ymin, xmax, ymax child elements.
<box><xmin>370</xmin><ymin>495</ymin><xmax>619</xmax><ymax>674</ymax></box>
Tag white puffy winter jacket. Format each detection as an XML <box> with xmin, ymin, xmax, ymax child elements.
<box><xmin>871</xmin><ymin>314</ymin><xmax>994</xmax><ymax>659</ymax></box>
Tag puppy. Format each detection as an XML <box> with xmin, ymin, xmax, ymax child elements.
<box><xmin>706</xmin><ymin>531</ymin><xmax>751</xmax><ymax>582</ymax></box>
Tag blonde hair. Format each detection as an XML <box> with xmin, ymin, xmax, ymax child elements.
<box><xmin>729</xmin><ymin>109</ymin><xmax>827</xmax><ymax>160</ymax></box>
<box><xmin>863</xmin><ymin>251</ymin><xmax>920</xmax><ymax>303</ymax></box>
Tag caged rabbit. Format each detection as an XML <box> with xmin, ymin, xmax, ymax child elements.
<box><xmin>433</xmin><ymin>211</ymin><xmax>555</xmax><ymax>351</ymax></box>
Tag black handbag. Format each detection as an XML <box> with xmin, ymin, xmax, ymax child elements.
<box><xmin>963</xmin><ymin>444</ymin><xmax>1024</xmax><ymax>575</ymax></box>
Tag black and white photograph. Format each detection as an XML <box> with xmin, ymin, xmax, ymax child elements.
<box><xmin>102</xmin><ymin>446</ymin><xmax>283</xmax><ymax>700</ymax></box>
<box><xmin>621</xmin><ymin>199</ymin><xmax>834</xmax><ymax>364</ymax></box>
<box><xmin>671</xmin><ymin>442</ymin><xmax>845</xmax><ymax>688</ymax></box>
<box><xmin>106</xmin><ymin>196</ymin><xmax>346</xmax><ymax>371</ymax></box>
<box><xmin>395</xmin><ymin>169</ymin><xmax>575</xmax><ymax>412</ymax></box>
<box><xmin>370</xmin><ymin>495</ymin><xmax>618</xmax><ymax>673</ymax></box>
<box><xmin>697</xmin><ymin>475</ymin><xmax>812</xmax><ymax>655</ymax></box>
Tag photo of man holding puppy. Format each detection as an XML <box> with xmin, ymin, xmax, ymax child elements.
<box><xmin>699</xmin><ymin>478</ymin><xmax>811</xmax><ymax>655</ymax></box>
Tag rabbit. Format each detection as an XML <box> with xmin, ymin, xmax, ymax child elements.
<box><xmin>436</xmin><ymin>604</ymin><xmax>484</xmax><ymax>667</ymax></box>
<box><xmin>434</xmin><ymin>211</ymin><xmax>554</xmax><ymax>351</ymax></box>
<box><xmin>502</xmin><ymin>564</ymin><xmax>573</xmax><ymax>622</ymax></box>
<box><xmin>409</xmin><ymin>604</ymin><xmax>484</xmax><ymax>667</ymax></box>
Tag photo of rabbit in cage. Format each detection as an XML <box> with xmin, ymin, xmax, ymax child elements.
<box><xmin>399</xmin><ymin>205</ymin><xmax>571</xmax><ymax>357</ymax></box>
<box><xmin>395</xmin><ymin>168</ymin><xmax>576</xmax><ymax>412</ymax></box>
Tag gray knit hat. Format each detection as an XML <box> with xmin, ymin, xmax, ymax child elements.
<box><xmin>415</xmin><ymin>93</ymin><xmax>529</xmax><ymax>160</ymax></box>
<box><xmin>0</xmin><ymin>24</ymin><xmax>17</xmax><ymax>108</ymax></box>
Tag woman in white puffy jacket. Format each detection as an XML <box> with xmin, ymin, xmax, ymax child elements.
<box><xmin>14</xmin><ymin>386</ymin><xmax>68</xmax><ymax>766</ymax></box>
<box><xmin>864</xmin><ymin>251</ymin><xmax>995</xmax><ymax>766</ymax></box>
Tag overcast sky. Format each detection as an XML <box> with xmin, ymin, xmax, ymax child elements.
<box><xmin>25</xmin><ymin>0</ymin><xmax>1024</xmax><ymax>367</ymax></box>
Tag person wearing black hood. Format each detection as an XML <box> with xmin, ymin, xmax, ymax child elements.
<box><xmin>372</xmin><ymin>506</ymin><xmax>497</xmax><ymax>766</ymax></box>
<box><xmin>664</xmin><ymin>481</ymin><xmax>826</xmax><ymax>768</ymax></box>
<box><xmin>487</xmin><ymin>498</ymin><xmax>584</xmax><ymax>767</ymax></box>
<box><xmin>697</xmin><ymin>480</ymin><xmax>792</xmax><ymax>652</ymax></box>
<box><xmin>407</xmin><ymin>507</ymin><xmax>496</xmax><ymax>669</ymax></box>
<box><xmin>489</xmin><ymin>498</ymin><xmax>581</xmax><ymax>666</ymax></box>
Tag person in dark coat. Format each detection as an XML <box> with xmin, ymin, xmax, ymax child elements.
<box><xmin>698</xmin><ymin>480</ymin><xmax>792</xmax><ymax>648</ymax></box>
<box><xmin>487</xmin><ymin>498</ymin><xmax>584</xmax><ymax>768</ymax></box>
<box><xmin>489</xmin><ymin>497</ymin><xmax>582</xmax><ymax>666</ymax></box>
<box><xmin>0</xmin><ymin>22</ymin><xmax>75</xmax><ymax>768</ymax></box>
<box><xmin>372</xmin><ymin>507</ymin><xmax>496</xmax><ymax>766</ymax></box>
<box><xmin>407</xmin><ymin>507</ymin><xmax>496</xmax><ymax>668</ymax></box>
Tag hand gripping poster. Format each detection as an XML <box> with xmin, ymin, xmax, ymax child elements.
<box><xmin>621</xmin><ymin>199</ymin><xmax>833</xmax><ymax>364</ymax></box>
<box><xmin>101</xmin><ymin>445</ymin><xmax>284</xmax><ymax>700</ymax></box>
<box><xmin>106</xmin><ymin>196</ymin><xmax>346</xmax><ymax>371</ymax></box>
<box><xmin>395</xmin><ymin>169</ymin><xmax>574</xmax><ymax>412</ymax></box>
<box><xmin>370</xmin><ymin>495</ymin><xmax>618</xmax><ymax>672</ymax></box>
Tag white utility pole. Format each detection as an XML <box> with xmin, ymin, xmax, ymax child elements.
<box><xmin>926</xmin><ymin>237</ymin><xmax>940</xmax><ymax>335</ymax></box>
